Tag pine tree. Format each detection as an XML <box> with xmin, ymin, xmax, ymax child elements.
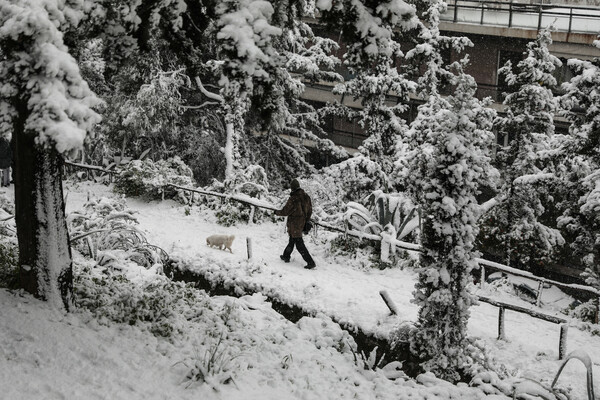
<box><xmin>212</xmin><ymin>0</ymin><xmax>283</xmax><ymax>180</ymax></box>
<box><xmin>484</xmin><ymin>27</ymin><xmax>564</xmax><ymax>272</ymax></box>
<box><xmin>404</xmin><ymin>63</ymin><xmax>497</xmax><ymax>382</ymax></box>
<box><xmin>0</xmin><ymin>0</ymin><xmax>101</xmax><ymax>309</ymax></box>
<box><xmin>317</xmin><ymin>0</ymin><xmax>418</xmax><ymax>176</ymax></box>
<box><xmin>245</xmin><ymin>0</ymin><xmax>348</xmax><ymax>185</ymax></box>
<box><xmin>398</xmin><ymin>0</ymin><xmax>497</xmax><ymax>381</ymax></box>
<box><xmin>557</xmin><ymin>40</ymin><xmax>600</xmax><ymax>286</ymax></box>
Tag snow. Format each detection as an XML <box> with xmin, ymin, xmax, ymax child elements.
<box><xmin>2</xmin><ymin>180</ymin><xmax>600</xmax><ymax>398</ymax></box>
<box><xmin>0</xmin><ymin>0</ymin><xmax>101</xmax><ymax>154</ymax></box>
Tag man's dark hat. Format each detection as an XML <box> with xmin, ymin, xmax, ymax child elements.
<box><xmin>291</xmin><ymin>178</ymin><xmax>300</xmax><ymax>190</ymax></box>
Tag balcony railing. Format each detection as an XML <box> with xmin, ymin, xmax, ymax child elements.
<box><xmin>442</xmin><ymin>1</ymin><xmax>600</xmax><ymax>35</ymax></box>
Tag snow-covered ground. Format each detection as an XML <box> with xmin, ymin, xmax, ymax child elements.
<box><xmin>1</xmin><ymin>181</ymin><xmax>599</xmax><ymax>399</ymax></box>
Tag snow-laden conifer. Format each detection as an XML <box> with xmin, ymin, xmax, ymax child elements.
<box><xmin>212</xmin><ymin>0</ymin><xmax>283</xmax><ymax>180</ymax></box>
<box><xmin>483</xmin><ymin>27</ymin><xmax>564</xmax><ymax>271</ymax></box>
<box><xmin>247</xmin><ymin>0</ymin><xmax>348</xmax><ymax>184</ymax></box>
<box><xmin>0</xmin><ymin>0</ymin><xmax>101</xmax><ymax>309</ymax></box>
<box><xmin>317</xmin><ymin>0</ymin><xmax>418</xmax><ymax>176</ymax></box>
<box><xmin>397</xmin><ymin>0</ymin><xmax>497</xmax><ymax>381</ymax></box>
<box><xmin>557</xmin><ymin>40</ymin><xmax>600</xmax><ymax>287</ymax></box>
<box><xmin>402</xmin><ymin>61</ymin><xmax>497</xmax><ymax>381</ymax></box>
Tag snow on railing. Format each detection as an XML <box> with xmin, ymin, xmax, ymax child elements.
<box><xmin>167</xmin><ymin>181</ymin><xmax>594</xmax><ymax>356</ymax></box>
<box><xmin>61</xmin><ymin>165</ymin><xmax>600</xmax><ymax>329</ymax></box>
<box><xmin>165</xmin><ymin>182</ymin><xmax>597</xmax><ymax>300</ymax></box>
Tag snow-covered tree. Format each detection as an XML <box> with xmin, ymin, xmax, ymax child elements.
<box><xmin>402</xmin><ymin>61</ymin><xmax>497</xmax><ymax>381</ymax></box>
<box><xmin>0</xmin><ymin>0</ymin><xmax>101</xmax><ymax>309</ymax></box>
<box><xmin>404</xmin><ymin>0</ymin><xmax>471</xmax><ymax>99</ymax></box>
<box><xmin>483</xmin><ymin>27</ymin><xmax>564</xmax><ymax>272</ymax></box>
<box><xmin>121</xmin><ymin>67</ymin><xmax>189</xmax><ymax>159</ymax></box>
<box><xmin>557</xmin><ymin>40</ymin><xmax>600</xmax><ymax>287</ymax></box>
<box><xmin>397</xmin><ymin>0</ymin><xmax>498</xmax><ymax>381</ymax></box>
<box><xmin>246</xmin><ymin>0</ymin><xmax>347</xmax><ymax>184</ymax></box>
<box><xmin>211</xmin><ymin>0</ymin><xmax>283</xmax><ymax>181</ymax></box>
<box><xmin>206</xmin><ymin>0</ymin><xmax>347</xmax><ymax>186</ymax></box>
<box><xmin>317</xmin><ymin>0</ymin><xmax>418</xmax><ymax>176</ymax></box>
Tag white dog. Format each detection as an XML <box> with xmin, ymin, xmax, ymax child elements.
<box><xmin>206</xmin><ymin>234</ymin><xmax>235</xmax><ymax>253</ymax></box>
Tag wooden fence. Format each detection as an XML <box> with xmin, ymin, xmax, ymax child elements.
<box><xmin>63</xmin><ymin>163</ymin><xmax>597</xmax><ymax>357</ymax></box>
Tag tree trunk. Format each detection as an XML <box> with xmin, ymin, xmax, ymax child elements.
<box><xmin>224</xmin><ymin>120</ymin><xmax>235</xmax><ymax>180</ymax></box>
<box><xmin>13</xmin><ymin>99</ymin><xmax>73</xmax><ymax>310</ymax></box>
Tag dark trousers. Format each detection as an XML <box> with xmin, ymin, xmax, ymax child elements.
<box><xmin>283</xmin><ymin>236</ymin><xmax>315</xmax><ymax>266</ymax></box>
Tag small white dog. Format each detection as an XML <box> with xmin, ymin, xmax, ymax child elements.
<box><xmin>206</xmin><ymin>234</ymin><xmax>235</xmax><ymax>253</ymax></box>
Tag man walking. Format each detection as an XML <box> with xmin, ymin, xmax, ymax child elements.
<box><xmin>275</xmin><ymin>178</ymin><xmax>316</xmax><ymax>269</ymax></box>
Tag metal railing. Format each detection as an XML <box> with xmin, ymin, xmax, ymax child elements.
<box><xmin>443</xmin><ymin>0</ymin><xmax>600</xmax><ymax>36</ymax></box>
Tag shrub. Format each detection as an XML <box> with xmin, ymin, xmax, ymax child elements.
<box><xmin>0</xmin><ymin>240</ymin><xmax>18</xmax><ymax>288</ymax></box>
<box><xmin>206</xmin><ymin>165</ymin><xmax>279</xmax><ymax>226</ymax></box>
<box><xmin>68</xmin><ymin>196</ymin><xmax>168</xmax><ymax>270</ymax></box>
<box><xmin>114</xmin><ymin>156</ymin><xmax>195</xmax><ymax>202</ymax></box>
<box><xmin>74</xmin><ymin>268</ymin><xmax>209</xmax><ymax>338</ymax></box>
<box><xmin>567</xmin><ymin>299</ymin><xmax>597</xmax><ymax>323</ymax></box>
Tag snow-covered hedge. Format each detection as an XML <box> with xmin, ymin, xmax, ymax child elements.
<box><xmin>113</xmin><ymin>157</ymin><xmax>195</xmax><ymax>202</ymax></box>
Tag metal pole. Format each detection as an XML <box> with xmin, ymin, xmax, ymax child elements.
<box><xmin>567</xmin><ymin>7</ymin><xmax>573</xmax><ymax>41</ymax></box>
<box><xmin>480</xmin><ymin>2</ymin><xmax>485</xmax><ymax>25</ymax></box>
<box><xmin>453</xmin><ymin>0</ymin><xmax>458</xmax><ymax>23</ymax></box>
<box><xmin>508</xmin><ymin>0</ymin><xmax>513</xmax><ymax>27</ymax></box>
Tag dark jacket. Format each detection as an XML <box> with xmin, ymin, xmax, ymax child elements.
<box><xmin>0</xmin><ymin>138</ymin><xmax>11</xmax><ymax>170</ymax></box>
<box><xmin>275</xmin><ymin>188</ymin><xmax>312</xmax><ymax>238</ymax></box>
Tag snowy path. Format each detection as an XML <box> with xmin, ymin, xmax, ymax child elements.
<box><xmin>64</xmin><ymin>184</ymin><xmax>600</xmax><ymax>399</ymax></box>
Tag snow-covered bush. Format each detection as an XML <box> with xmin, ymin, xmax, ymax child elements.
<box><xmin>308</xmin><ymin>155</ymin><xmax>389</xmax><ymax>222</ymax></box>
<box><xmin>113</xmin><ymin>156</ymin><xmax>195</xmax><ymax>202</ymax></box>
<box><xmin>401</xmin><ymin>61</ymin><xmax>498</xmax><ymax>380</ymax></box>
<box><xmin>0</xmin><ymin>241</ymin><xmax>18</xmax><ymax>288</ymax></box>
<box><xmin>68</xmin><ymin>197</ymin><xmax>168</xmax><ymax>270</ymax></box>
<box><xmin>177</xmin><ymin>308</ymin><xmax>240</xmax><ymax>387</ymax></box>
<box><xmin>74</xmin><ymin>268</ymin><xmax>210</xmax><ymax>338</ymax></box>
<box><xmin>567</xmin><ymin>299</ymin><xmax>597</xmax><ymax>324</ymax></box>
<box><xmin>346</xmin><ymin>190</ymin><xmax>417</xmax><ymax>238</ymax></box>
<box><xmin>555</xmin><ymin>40</ymin><xmax>600</xmax><ymax>283</ymax></box>
<box><xmin>207</xmin><ymin>165</ymin><xmax>278</xmax><ymax>226</ymax></box>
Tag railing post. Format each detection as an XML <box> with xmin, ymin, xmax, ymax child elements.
<box><xmin>536</xmin><ymin>280</ymin><xmax>544</xmax><ymax>307</ymax></box>
<box><xmin>380</xmin><ymin>290</ymin><xmax>399</xmax><ymax>315</ymax></box>
<box><xmin>480</xmin><ymin>2</ymin><xmax>485</xmax><ymax>25</ymax></box>
<box><xmin>498</xmin><ymin>306</ymin><xmax>506</xmax><ymax>340</ymax></box>
<box><xmin>537</xmin><ymin>2</ymin><xmax>543</xmax><ymax>31</ymax></box>
<box><xmin>559</xmin><ymin>324</ymin><xmax>568</xmax><ymax>360</ymax></box>
<box><xmin>246</xmin><ymin>237</ymin><xmax>252</xmax><ymax>259</ymax></box>
<box><xmin>248</xmin><ymin>205</ymin><xmax>255</xmax><ymax>225</ymax></box>
<box><xmin>453</xmin><ymin>0</ymin><xmax>458</xmax><ymax>23</ymax></box>
<box><xmin>508</xmin><ymin>0</ymin><xmax>513</xmax><ymax>27</ymax></box>
<box><xmin>567</xmin><ymin>7</ymin><xmax>573</xmax><ymax>41</ymax></box>
<box><xmin>480</xmin><ymin>266</ymin><xmax>485</xmax><ymax>288</ymax></box>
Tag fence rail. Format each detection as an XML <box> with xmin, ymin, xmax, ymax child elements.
<box><xmin>443</xmin><ymin>0</ymin><xmax>600</xmax><ymax>36</ymax></box>
<box><xmin>63</xmin><ymin>163</ymin><xmax>599</xmax><ymax>336</ymax></box>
